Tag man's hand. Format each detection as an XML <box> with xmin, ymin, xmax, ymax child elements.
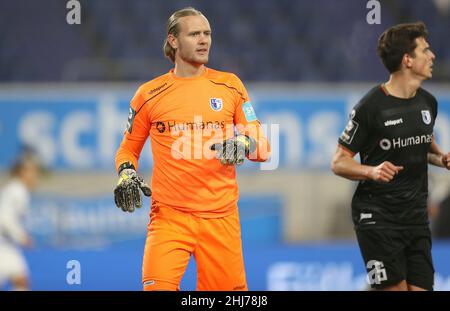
<box><xmin>210</xmin><ymin>135</ymin><xmax>256</xmax><ymax>166</ymax></box>
<box><xmin>367</xmin><ymin>161</ymin><xmax>403</xmax><ymax>183</ymax></box>
<box><xmin>114</xmin><ymin>168</ymin><xmax>151</xmax><ymax>213</ymax></box>
<box><xmin>441</xmin><ymin>153</ymin><xmax>450</xmax><ymax>170</ymax></box>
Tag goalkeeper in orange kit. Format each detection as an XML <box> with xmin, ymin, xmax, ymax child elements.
<box><xmin>114</xmin><ymin>7</ymin><xmax>270</xmax><ymax>291</ymax></box>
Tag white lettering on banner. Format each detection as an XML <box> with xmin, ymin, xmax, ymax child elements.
<box><xmin>98</xmin><ymin>95</ymin><xmax>125</xmax><ymax>165</ymax></box>
<box><xmin>267</xmin><ymin>261</ymin><xmax>450</xmax><ymax>290</ymax></box>
<box><xmin>18</xmin><ymin>112</ymin><xmax>56</xmax><ymax>166</ymax></box>
<box><xmin>61</xmin><ymin>111</ymin><xmax>94</xmax><ymax>168</ymax></box>
<box><xmin>25</xmin><ymin>199</ymin><xmax>148</xmax><ymax>248</ymax></box>
<box><xmin>11</xmin><ymin>96</ymin><xmax>450</xmax><ymax>170</ymax></box>
<box><xmin>267</xmin><ymin>262</ymin><xmax>366</xmax><ymax>291</ymax></box>
<box><xmin>260</xmin><ymin>112</ymin><xmax>302</xmax><ymax>168</ymax></box>
<box><xmin>307</xmin><ymin>112</ymin><xmax>341</xmax><ymax>167</ymax></box>
<box><xmin>16</xmin><ymin>100</ymin><xmax>135</xmax><ymax>169</ymax></box>
<box><xmin>260</xmin><ymin>123</ymin><xmax>279</xmax><ymax>171</ymax></box>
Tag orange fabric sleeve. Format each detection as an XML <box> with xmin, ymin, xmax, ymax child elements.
<box><xmin>115</xmin><ymin>88</ymin><xmax>150</xmax><ymax>173</ymax></box>
<box><xmin>231</xmin><ymin>75</ymin><xmax>270</xmax><ymax>162</ymax></box>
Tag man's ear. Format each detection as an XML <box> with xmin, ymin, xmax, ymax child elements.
<box><xmin>167</xmin><ymin>34</ymin><xmax>178</xmax><ymax>50</ymax></box>
<box><xmin>402</xmin><ymin>53</ymin><xmax>414</xmax><ymax>69</ymax></box>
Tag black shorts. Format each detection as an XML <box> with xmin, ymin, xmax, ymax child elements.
<box><xmin>355</xmin><ymin>227</ymin><xmax>434</xmax><ymax>290</ymax></box>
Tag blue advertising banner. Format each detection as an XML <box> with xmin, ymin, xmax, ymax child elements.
<box><xmin>7</xmin><ymin>193</ymin><xmax>447</xmax><ymax>291</ymax></box>
<box><xmin>21</xmin><ymin>241</ymin><xmax>450</xmax><ymax>291</ymax></box>
<box><xmin>27</xmin><ymin>195</ymin><xmax>282</xmax><ymax>249</ymax></box>
<box><xmin>2</xmin><ymin>86</ymin><xmax>450</xmax><ymax>171</ymax></box>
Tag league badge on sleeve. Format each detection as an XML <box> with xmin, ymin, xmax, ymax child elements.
<box><xmin>127</xmin><ymin>107</ymin><xmax>136</xmax><ymax>133</ymax></box>
<box><xmin>421</xmin><ymin>110</ymin><xmax>431</xmax><ymax>125</ymax></box>
<box><xmin>242</xmin><ymin>102</ymin><xmax>258</xmax><ymax>122</ymax></box>
<box><xmin>340</xmin><ymin>119</ymin><xmax>359</xmax><ymax>144</ymax></box>
<box><xmin>210</xmin><ymin>98</ymin><xmax>223</xmax><ymax>111</ymax></box>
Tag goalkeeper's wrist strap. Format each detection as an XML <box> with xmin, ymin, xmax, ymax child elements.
<box><xmin>118</xmin><ymin>162</ymin><xmax>135</xmax><ymax>175</ymax></box>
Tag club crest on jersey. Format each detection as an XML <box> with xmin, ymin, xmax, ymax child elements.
<box><xmin>210</xmin><ymin>98</ymin><xmax>223</xmax><ymax>111</ymax></box>
<box><xmin>421</xmin><ymin>110</ymin><xmax>431</xmax><ymax>125</ymax></box>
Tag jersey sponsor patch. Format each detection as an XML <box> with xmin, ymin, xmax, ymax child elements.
<box><xmin>340</xmin><ymin>119</ymin><xmax>359</xmax><ymax>144</ymax></box>
<box><xmin>126</xmin><ymin>107</ymin><xmax>136</xmax><ymax>133</ymax></box>
<box><xmin>210</xmin><ymin>98</ymin><xmax>223</xmax><ymax>111</ymax></box>
<box><xmin>242</xmin><ymin>102</ymin><xmax>258</xmax><ymax>122</ymax></box>
<box><xmin>421</xmin><ymin>110</ymin><xmax>431</xmax><ymax>125</ymax></box>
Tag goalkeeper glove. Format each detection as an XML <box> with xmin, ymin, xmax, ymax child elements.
<box><xmin>114</xmin><ymin>162</ymin><xmax>151</xmax><ymax>213</ymax></box>
<box><xmin>210</xmin><ymin>135</ymin><xmax>256</xmax><ymax>166</ymax></box>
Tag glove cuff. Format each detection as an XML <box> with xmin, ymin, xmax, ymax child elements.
<box><xmin>118</xmin><ymin>161</ymin><xmax>135</xmax><ymax>175</ymax></box>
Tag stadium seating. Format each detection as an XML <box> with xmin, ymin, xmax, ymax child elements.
<box><xmin>0</xmin><ymin>0</ymin><xmax>448</xmax><ymax>82</ymax></box>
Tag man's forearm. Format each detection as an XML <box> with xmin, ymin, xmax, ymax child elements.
<box><xmin>428</xmin><ymin>137</ymin><xmax>445</xmax><ymax>167</ymax></box>
<box><xmin>428</xmin><ymin>152</ymin><xmax>444</xmax><ymax>168</ymax></box>
<box><xmin>331</xmin><ymin>155</ymin><xmax>372</xmax><ymax>181</ymax></box>
<box><xmin>331</xmin><ymin>152</ymin><xmax>372</xmax><ymax>180</ymax></box>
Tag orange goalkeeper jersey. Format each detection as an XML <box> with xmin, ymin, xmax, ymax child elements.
<box><xmin>115</xmin><ymin>67</ymin><xmax>270</xmax><ymax>218</ymax></box>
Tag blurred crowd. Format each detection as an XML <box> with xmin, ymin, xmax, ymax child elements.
<box><xmin>1</xmin><ymin>0</ymin><xmax>450</xmax><ymax>82</ymax></box>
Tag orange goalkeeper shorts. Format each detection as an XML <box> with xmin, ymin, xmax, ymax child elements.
<box><xmin>142</xmin><ymin>200</ymin><xmax>248</xmax><ymax>291</ymax></box>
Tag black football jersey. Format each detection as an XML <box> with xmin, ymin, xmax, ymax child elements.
<box><xmin>338</xmin><ymin>84</ymin><xmax>438</xmax><ymax>228</ymax></box>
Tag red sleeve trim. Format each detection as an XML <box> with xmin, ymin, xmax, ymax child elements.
<box><xmin>337</xmin><ymin>144</ymin><xmax>356</xmax><ymax>157</ymax></box>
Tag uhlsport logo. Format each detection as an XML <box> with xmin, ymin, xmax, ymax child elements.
<box><xmin>384</xmin><ymin>118</ymin><xmax>403</xmax><ymax>127</ymax></box>
<box><xmin>210</xmin><ymin>98</ymin><xmax>223</xmax><ymax>111</ymax></box>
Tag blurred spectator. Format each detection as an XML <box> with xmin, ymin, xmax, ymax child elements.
<box><xmin>434</xmin><ymin>0</ymin><xmax>450</xmax><ymax>15</ymax></box>
<box><xmin>432</xmin><ymin>191</ymin><xmax>450</xmax><ymax>238</ymax></box>
<box><xmin>1</xmin><ymin>0</ymin><xmax>449</xmax><ymax>82</ymax></box>
<box><xmin>427</xmin><ymin>174</ymin><xmax>450</xmax><ymax>238</ymax></box>
<box><xmin>0</xmin><ymin>148</ymin><xmax>42</xmax><ymax>290</ymax></box>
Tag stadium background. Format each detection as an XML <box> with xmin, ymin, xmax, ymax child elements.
<box><xmin>1</xmin><ymin>0</ymin><xmax>450</xmax><ymax>290</ymax></box>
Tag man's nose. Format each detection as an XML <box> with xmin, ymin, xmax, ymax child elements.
<box><xmin>198</xmin><ymin>34</ymin><xmax>208</xmax><ymax>44</ymax></box>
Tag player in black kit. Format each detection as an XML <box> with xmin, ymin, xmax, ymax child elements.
<box><xmin>331</xmin><ymin>22</ymin><xmax>450</xmax><ymax>291</ymax></box>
